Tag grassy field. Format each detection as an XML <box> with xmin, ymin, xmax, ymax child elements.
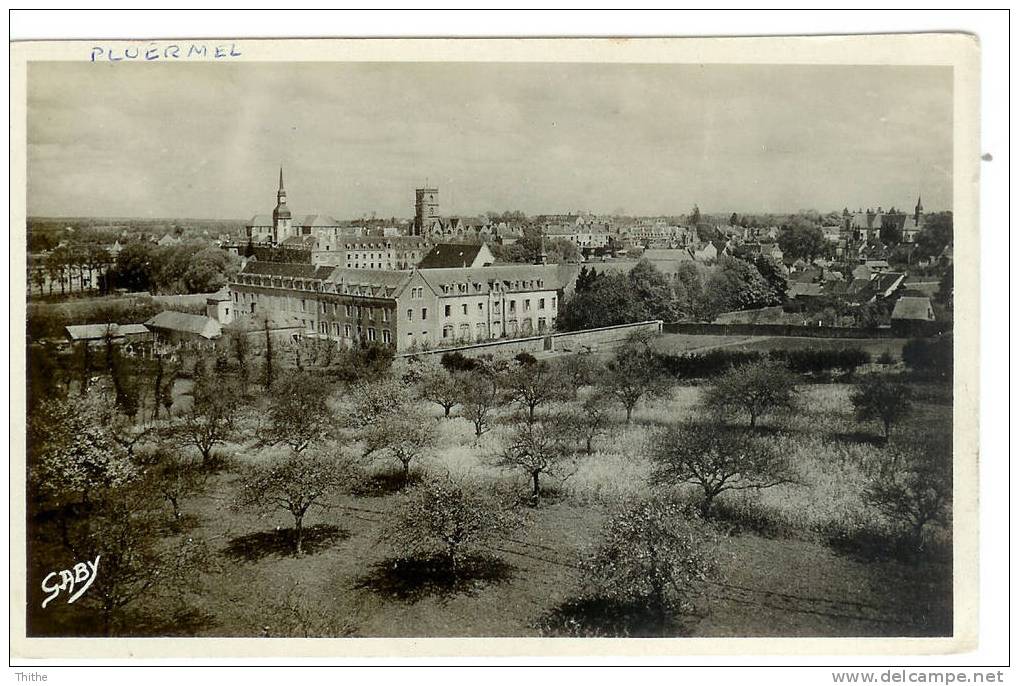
<box><xmin>28</xmin><ymin>376</ymin><xmax>953</xmax><ymax>638</ymax></box>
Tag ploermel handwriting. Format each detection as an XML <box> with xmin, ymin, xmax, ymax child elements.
<box><xmin>41</xmin><ymin>556</ymin><xmax>101</xmax><ymax>609</ymax></box>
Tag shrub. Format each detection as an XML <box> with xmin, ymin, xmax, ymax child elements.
<box><xmin>864</xmin><ymin>439</ymin><xmax>952</xmax><ymax>553</ymax></box>
<box><xmin>378</xmin><ymin>475</ymin><xmax>520</xmax><ymax>580</ymax></box>
<box><xmin>441</xmin><ymin>351</ymin><xmax>481</xmax><ymax>373</ymax></box>
<box><xmin>654</xmin><ymin>349</ymin><xmax>764</xmax><ymax>380</ymax></box>
<box><xmin>702</xmin><ymin>361</ymin><xmax>798</xmax><ymax>429</ymax></box>
<box><xmin>771</xmin><ymin>347</ymin><xmax>871</xmax><ymax>377</ymax></box>
<box><xmin>850</xmin><ymin>376</ymin><xmax>913</xmax><ymax>441</ymax></box>
<box><xmin>580</xmin><ymin>498</ymin><xmax>717</xmax><ymax>630</ymax></box>
<box><xmin>902</xmin><ymin>337</ymin><xmax>953</xmax><ymax>380</ymax></box>
<box><xmin>513</xmin><ymin>352</ymin><xmax>538</xmax><ymax>366</ymax></box>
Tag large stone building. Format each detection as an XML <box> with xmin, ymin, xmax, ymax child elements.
<box><xmin>229</xmin><ymin>260</ymin><xmax>569</xmax><ymax>351</ymax></box>
<box><xmin>843</xmin><ymin>196</ymin><xmax>925</xmax><ymax>243</ymax></box>
<box><xmin>245</xmin><ymin>168</ymin><xmax>346</xmax><ymax>245</ymax></box>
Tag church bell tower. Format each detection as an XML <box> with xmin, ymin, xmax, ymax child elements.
<box><xmin>272</xmin><ymin>166</ymin><xmax>293</xmax><ymax>243</ymax></box>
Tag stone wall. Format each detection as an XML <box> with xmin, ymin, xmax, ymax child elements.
<box><xmin>399</xmin><ymin>320</ymin><xmax>663</xmax><ymax>360</ymax></box>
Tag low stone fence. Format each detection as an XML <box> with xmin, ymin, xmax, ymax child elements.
<box><xmin>399</xmin><ymin>320</ymin><xmax>664</xmax><ymax>360</ymax></box>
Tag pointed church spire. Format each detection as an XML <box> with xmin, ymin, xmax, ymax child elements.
<box><xmin>279</xmin><ymin>166</ymin><xmax>285</xmax><ymax>191</ymax></box>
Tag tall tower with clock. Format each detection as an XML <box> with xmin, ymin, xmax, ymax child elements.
<box><xmin>272</xmin><ymin>166</ymin><xmax>292</xmax><ymax>243</ymax></box>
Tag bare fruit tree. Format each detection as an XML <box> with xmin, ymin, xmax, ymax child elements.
<box><xmin>233</xmin><ymin>447</ymin><xmax>352</xmax><ymax>557</ymax></box>
<box><xmin>650</xmin><ymin>422</ymin><xmax>798</xmax><ymax>516</ymax></box>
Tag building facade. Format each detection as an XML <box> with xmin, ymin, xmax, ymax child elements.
<box><xmin>229</xmin><ymin>261</ymin><xmax>566</xmax><ymax>352</ymax></box>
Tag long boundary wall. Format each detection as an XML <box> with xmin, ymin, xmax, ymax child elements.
<box><xmin>398</xmin><ymin>320</ymin><xmax>663</xmax><ymax>359</ymax></box>
<box><xmin>663</xmin><ymin>320</ymin><xmax>950</xmax><ymax>338</ymax></box>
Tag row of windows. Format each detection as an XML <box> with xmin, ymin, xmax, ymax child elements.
<box><xmin>438</xmin><ymin>279</ymin><xmax>545</xmax><ymax>295</ymax></box>
<box><xmin>313</xmin><ymin>321</ymin><xmax>393</xmax><ymax>345</ymax></box>
<box><xmin>440</xmin><ymin>317</ymin><xmax>549</xmax><ymax>340</ymax></box>
<box><xmin>440</xmin><ymin>297</ymin><xmax>555</xmax><ymax>317</ymax></box>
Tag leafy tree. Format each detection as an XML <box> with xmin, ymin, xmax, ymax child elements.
<box><xmin>348</xmin><ymin>378</ymin><xmax>411</xmax><ymax>429</ymax></box>
<box><xmin>702</xmin><ymin>361</ymin><xmax>797</xmax><ymax>429</ymax></box>
<box><xmin>28</xmin><ymin>390</ymin><xmax>138</xmax><ymax>507</ymax></box>
<box><xmin>582</xmin><ymin>498</ymin><xmax>717</xmax><ymax>629</ymax></box>
<box><xmin>695</xmin><ymin>223</ymin><xmax>718</xmax><ymax>243</ymax></box>
<box><xmin>916</xmin><ymin>211</ymin><xmax>953</xmax><ymax>258</ymax></box>
<box><xmin>379</xmin><ymin>475</ymin><xmax>519</xmax><ymax>579</ymax></box>
<box><xmin>495</xmin><ymin>414</ymin><xmax>576</xmax><ymax>504</ymax></box>
<box><xmin>558</xmin><ymin>353</ymin><xmax>598</xmax><ymax>397</ymax></box>
<box><xmin>689</xmin><ymin>205</ymin><xmax>702</xmax><ymax>226</ymax></box>
<box><xmin>600</xmin><ymin>334</ymin><xmax>672</xmax><ymax>423</ymax></box>
<box><xmin>901</xmin><ymin>337</ymin><xmax>953</xmax><ymax>379</ymax></box>
<box><xmin>457</xmin><ymin>373</ymin><xmax>502</xmax><ymax>437</ymax></box>
<box><xmin>777</xmin><ymin>223</ymin><xmax>826</xmax><ymax>261</ymax></box>
<box><xmin>138</xmin><ymin>447</ymin><xmax>207</xmax><ymax>521</ymax></box>
<box><xmin>111</xmin><ymin>241</ymin><xmax>156</xmax><ymax>292</ymax></box>
<box><xmin>558</xmin><ymin>272</ymin><xmax>649</xmax><ymax>331</ymax></box>
<box><xmin>651</xmin><ymin>422</ymin><xmax>797</xmax><ymax>516</ymax></box>
<box><xmin>752</xmin><ymin>255</ymin><xmax>789</xmax><ymax>302</ymax></box>
<box><xmin>502</xmin><ymin>359</ymin><xmax>569</xmax><ymax>424</ymax></box>
<box><xmin>934</xmin><ymin>269</ymin><xmax>953</xmax><ymax>310</ymax></box>
<box><xmin>224</xmin><ymin>323</ymin><xmax>252</xmax><ymax>391</ymax></box>
<box><xmin>233</xmin><ymin>448</ymin><xmax>352</xmax><ymax>556</ymax></box>
<box><xmin>54</xmin><ymin>482</ymin><xmax>211</xmax><ymax>635</ymax></box>
<box><xmin>880</xmin><ymin>220</ymin><xmax>903</xmax><ymax>245</ymax></box>
<box><xmin>182</xmin><ymin>246</ymin><xmax>241</xmax><ymax>293</ymax></box>
<box><xmin>628</xmin><ymin>258</ymin><xmax>678</xmax><ymax>322</ymax></box>
<box><xmin>330</xmin><ymin>341</ymin><xmax>395</xmax><ymax>384</ymax></box>
<box><xmin>414</xmin><ymin>357</ymin><xmax>461</xmax><ymax>418</ymax></box>
<box><xmin>360</xmin><ymin>405</ymin><xmax>437</xmax><ymax>480</ymax></box>
<box><xmin>850</xmin><ymin>376</ymin><xmax>913</xmax><ymax>441</ymax></box>
<box><xmin>173</xmin><ymin>369</ymin><xmax>238</xmax><ymax>465</ymax></box>
<box><xmin>261</xmin><ymin>316</ymin><xmax>277</xmax><ymax>391</ymax></box>
<box><xmin>564</xmin><ymin>391</ymin><xmax>613</xmax><ymax>454</ymax></box>
<box><xmin>547</xmin><ymin>237</ymin><xmax>581</xmax><ymax>263</ymax></box>
<box><xmin>865</xmin><ymin>437</ymin><xmax>951</xmax><ymax>550</ymax></box>
<box><xmin>261</xmin><ymin>371</ymin><xmax>333</xmax><ymax>453</ymax></box>
<box><xmin>700</xmin><ymin>256</ymin><xmax>780</xmax><ymax>319</ymax></box>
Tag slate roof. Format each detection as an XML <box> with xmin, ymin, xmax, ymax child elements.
<box><xmin>788</xmin><ymin>282</ymin><xmax>825</xmax><ymax>298</ymax></box>
<box><xmin>118</xmin><ymin>324</ymin><xmax>151</xmax><ymax>336</ymax></box>
<box><xmin>144</xmin><ymin>312</ymin><xmax>222</xmax><ymax>339</ymax></box>
<box><xmin>891</xmin><ymin>296</ymin><xmax>935</xmax><ymax>321</ymax></box>
<box><xmin>325</xmin><ymin>268</ymin><xmax>413</xmax><ymax>298</ymax></box>
<box><xmin>417</xmin><ymin>264</ymin><xmax>567</xmax><ymax>296</ymax></box>
<box><xmin>65</xmin><ymin>323</ymin><xmax>123</xmax><ymax>341</ymax></box>
<box><xmin>240</xmin><ymin>261</ymin><xmax>333</xmax><ymax>280</ymax></box>
<box><xmin>417</xmin><ymin>243</ymin><xmax>485</xmax><ymax>269</ymax></box>
<box><xmin>206</xmin><ymin>288</ymin><xmax>231</xmax><ymax>303</ymax></box>
<box><xmin>248</xmin><ymin>214</ymin><xmax>273</xmax><ymax>227</ymax></box>
<box><xmin>281</xmin><ymin>235</ymin><xmax>319</xmax><ymax>249</ymax></box>
<box><xmin>295</xmin><ymin>214</ymin><xmax>341</xmax><ymax>228</ymax></box>
<box><xmin>641</xmin><ymin>249</ymin><xmax>694</xmax><ymax>263</ymax></box>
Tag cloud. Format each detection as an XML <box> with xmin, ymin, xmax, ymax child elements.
<box><xmin>26</xmin><ymin>62</ymin><xmax>953</xmax><ymax>218</ymax></box>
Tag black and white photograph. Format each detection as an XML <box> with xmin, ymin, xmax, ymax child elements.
<box><xmin>11</xmin><ymin>26</ymin><xmax>988</xmax><ymax>664</ymax></box>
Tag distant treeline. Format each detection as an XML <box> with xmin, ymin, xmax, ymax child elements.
<box><xmin>652</xmin><ymin>339</ymin><xmax>950</xmax><ymax>380</ymax></box>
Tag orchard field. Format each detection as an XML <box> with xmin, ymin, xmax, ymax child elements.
<box><xmin>26</xmin><ymin>333</ymin><xmax>953</xmax><ymax>638</ymax></box>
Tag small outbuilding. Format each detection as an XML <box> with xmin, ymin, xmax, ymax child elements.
<box><xmin>144</xmin><ymin>311</ymin><xmax>222</xmax><ymax>344</ymax></box>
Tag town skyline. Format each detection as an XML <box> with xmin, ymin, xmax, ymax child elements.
<box><xmin>28</xmin><ymin>62</ymin><xmax>953</xmax><ymax>220</ymax></box>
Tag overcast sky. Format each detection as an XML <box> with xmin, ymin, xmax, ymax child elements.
<box><xmin>27</xmin><ymin>62</ymin><xmax>953</xmax><ymax>220</ymax></box>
